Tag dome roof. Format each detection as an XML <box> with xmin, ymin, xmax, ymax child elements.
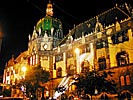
<box><xmin>36</xmin><ymin>16</ymin><xmax>63</xmax><ymax>32</ymax></box>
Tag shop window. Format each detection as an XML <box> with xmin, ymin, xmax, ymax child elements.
<box><xmin>116</xmin><ymin>51</ymin><xmax>129</xmax><ymax>66</ymax></box>
<box><xmin>98</xmin><ymin>57</ymin><xmax>106</xmax><ymax>70</ymax></box>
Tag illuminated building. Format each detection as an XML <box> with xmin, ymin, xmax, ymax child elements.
<box><xmin>2</xmin><ymin>2</ymin><xmax>133</xmax><ymax>99</ymax></box>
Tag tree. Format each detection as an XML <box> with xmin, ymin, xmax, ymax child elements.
<box><xmin>73</xmin><ymin>70</ymin><xmax>117</xmax><ymax>99</ymax></box>
<box><xmin>20</xmin><ymin>65</ymin><xmax>50</xmax><ymax>99</ymax></box>
<box><xmin>2</xmin><ymin>88</ymin><xmax>11</xmax><ymax>97</ymax></box>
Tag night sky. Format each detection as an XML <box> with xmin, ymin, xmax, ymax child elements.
<box><xmin>0</xmin><ymin>0</ymin><xmax>132</xmax><ymax>75</ymax></box>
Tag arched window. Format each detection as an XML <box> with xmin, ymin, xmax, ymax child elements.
<box><xmin>98</xmin><ymin>56</ymin><xmax>106</xmax><ymax>70</ymax></box>
<box><xmin>120</xmin><ymin>76</ymin><xmax>125</xmax><ymax>86</ymax></box>
<box><xmin>116</xmin><ymin>51</ymin><xmax>129</xmax><ymax>66</ymax></box>
<box><xmin>126</xmin><ymin>75</ymin><xmax>131</xmax><ymax>85</ymax></box>
<box><xmin>120</xmin><ymin>74</ymin><xmax>131</xmax><ymax>87</ymax></box>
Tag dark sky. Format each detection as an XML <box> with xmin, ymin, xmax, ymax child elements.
<box><xmin>0</xmin><ymin>0</ymin><xmax>132</xmax><ymax>74</ymax></box>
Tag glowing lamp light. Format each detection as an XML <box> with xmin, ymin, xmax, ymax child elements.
<box><xmin>75</xmin><ymin>48</ymin><xmax>80</xmax><ymax>54</ymax></box>
<box><xmin>21</xmin><ymin>66</ymin><xmax>26</xmax><ymax>72</ymax></box>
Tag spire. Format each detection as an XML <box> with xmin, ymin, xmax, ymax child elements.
<box><xmin>32</xmin><ymin>26</ymin><xmax>38</xmax><ymax>39</ymax></box>
<box><xmin>46</xmin><ymin>0</ymin><xmax>53</xmax><ymax>16</ymax></box>
<box><xmin>95</xmin><ymin>16</ymin><xmax>103</xmax><ymax>32</ymax></box>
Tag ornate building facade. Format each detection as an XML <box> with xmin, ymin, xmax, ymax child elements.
<box><xmin>2</xmin><ymin>2</ymin><xmax>133</xmax><ymax>100</ymax></box>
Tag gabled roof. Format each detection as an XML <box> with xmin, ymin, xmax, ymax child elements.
<box><xmin>69</xmin><ymin>3</ymin><xmax>132</xmax><ymax>39</ymax></box>
<box><xmin>6</xmin><ymin>51</ymin><xmax>28</xmax><ymax>68</ymax></box>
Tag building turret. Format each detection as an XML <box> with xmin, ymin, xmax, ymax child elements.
<box><xmin>46</xmin><ymin>0</ymin><xmax>53</xmax><ymax>17</ymax></box>
<box><xmin>35</xmin><ymin>0</ymin><xmax>63</xmax><ymax>49</ymax></box>
<box><xmin>28</xmin><ymin>0</ymin><xmax>64</xmax><ymax>56</ymax></box>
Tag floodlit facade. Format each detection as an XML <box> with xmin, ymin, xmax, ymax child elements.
<box><xmin>3</xmin><ymin>51</ymin><xmax>29</xmax><ymax>97</ymax></box>
<box><xmin>2</xmin><ymin>1</ymin><xmax>133</xmax><ymax>100</ymax></box>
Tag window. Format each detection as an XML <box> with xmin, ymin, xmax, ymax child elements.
<box><xmin>98</xmin><ymin>57</ymin><xmax>106</xmax><ymax>70</ymax></box>
<box><xmin>79</xmin><ymin>44</ymin><xmax>89</xmax><ymax>54</ymax></box>
<box><xmin>33</xmin><ymin>55</ymin><xmax>35</xmax><ymax>65</ymax></box>
<box><xmin>57</xmin><ymin>67</ymin><xmax>62</xmax><ymax>78</ymax></box>
<box><xmin>55</xmin><ymin>53</ymin><xmax>63</xmax><ymax>62</ymax></box>
<box><xmin>120</xmin><ymin>75</ymin><xmax>131</xmax><ymax>86</ymax></box>
<box><xmin>111</xmin><ymin>29</ymin><xmax>129</xmax><ymax>44</ymax></box>
<box><xmin>126</xmin><ymin>75</ymin><xmax>131</xmax><ymax>85</ymax></box>
<box><xmin>120</xmin><ymin>76</ymin><xmax>125</xmax><ymax>86</ymax></box>
<box><xmin>96</xmin><ymin>39</ymin><xmax>108</xmax><ymax>49</ymax></box>
<box><xmin>111</xmin><ymin>34</ymin><xmax>118</xmax><ymax>44</ymax></box>
<box><xmin>83</xmin><ymin>44</ymin><xmax>90</xmax><ymax>53</ymax></box>
<box><xmin>35</xmin><ymin>54</ymin><xmax>39</xmax><ymax>65</ymax></box>
<box><xmin>86</xmin><ymin>44</ymin><xmax>90</xmax><ymax>52</ymax></box>
<box><xmin>28</xmin><ymin>54</ymin><xmax>40</xmax><ymax>66</ymax></box>
<box><xmin>116</xmin><ymin>51</ymin><xmax>129</xmax><ymax>66</ymax></box>
<box><xmin>29</xmin><ymin>57</ymin><xmax>32</xmax><ymax>65</ymax></box>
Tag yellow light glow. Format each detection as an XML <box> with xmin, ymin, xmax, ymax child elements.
<box><xmin>75</xmin><ymin>48</ymin><xmax>80</xmax><ymax>54</ymax></box>
<box><xmin>21</xmin><ymin>66</ymin><xmax>26</xmax><ymax>72</ymax></box>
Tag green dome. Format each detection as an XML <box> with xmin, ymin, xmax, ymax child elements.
<box><xmin>36</xmin><ymin>16</ymin><xmax>62</xmax><ymax>32</ymax></box>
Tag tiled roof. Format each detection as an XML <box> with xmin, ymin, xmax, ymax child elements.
<box><xmin>70</xmin><ymin>3</ymin><xmax>132</xmax><ymax>39</ymax></box>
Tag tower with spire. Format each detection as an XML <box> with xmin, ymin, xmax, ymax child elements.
<box><xmin>28</xmin><ymin>0</ymin><xmax>63</xmax><ymax>56</ymax></box>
